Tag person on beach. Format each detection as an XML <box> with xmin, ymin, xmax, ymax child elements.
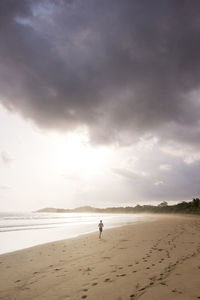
<box><xmin>98</xmin><ymin>220</ymin><xmax>104</xmax><ymax>239</ymax></box>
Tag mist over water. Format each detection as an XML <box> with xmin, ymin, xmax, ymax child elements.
<box><xmin>0</xmin><ymin>212</ymin><xmax>155</xmax><ymax>254</ymax></box>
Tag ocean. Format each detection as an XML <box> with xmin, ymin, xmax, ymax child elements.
<box><xmin>0</xmin><ymin>212</ymin><xmax>154</xmax><ymax>255</ymax></box>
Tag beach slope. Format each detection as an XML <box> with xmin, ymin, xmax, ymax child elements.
<box><xmin>0</xmin><ymin>214</ymin><xmax>200</xmax><ymax>300</ymax></box>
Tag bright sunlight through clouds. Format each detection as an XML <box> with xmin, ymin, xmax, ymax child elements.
<box><xmin>52</xmin><ymin>131</ymin><xmax>109</xmax><ymax>176</ymax></box>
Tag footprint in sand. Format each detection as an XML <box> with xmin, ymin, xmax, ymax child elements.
<box><xmin>91</xmin><ymin>282</ymin><xmax>98</xmax><ymax>286</ymax></box>
<box><xmin>81</xmin><ymin>295</ymin><xmax>87</xmax><ymax>299</ymax></box>
<box><xmin>160</xmin><ymin>282</ymin><xmax>167</xmax><ymax>286</ymax></box>
<box><xmin>138</xmin><ymin>287</ymin><xmax>146</xmax><ymax>291</ymax></box>
<box><xmin>116</xmin><ymin>274</ymin><xmax>126</xmax><ymax>277</ymax></box>
<box><xmin>105</xmin><ymin>278</ymin><xmax>113</xmax><ymax>282</ymax></box>
<box><xmin>149</xmin><ymin>276</ymin><xmax>156</xmax><ymax>281</ymax></box>
<box><xmin>86</xmin><ymin>268</ymin><xmax>91</xmax><ymax>272</ymax></box>
<box><xmin>15</xmin><ymin>280</ymin><xmax>21</xmax><ymax>283</ymax></box>
<box><xmin>172</xmin><ymin>289</ymin><xmax>182</xmax><ymax>294</ymax></box>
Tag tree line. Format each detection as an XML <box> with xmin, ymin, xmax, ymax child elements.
<box><xmin>37</xmin><ymin>198</ymin><xmax>200</xmax><ymax>215</ymax></box>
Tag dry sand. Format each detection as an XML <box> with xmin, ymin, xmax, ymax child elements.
<box><xmin>0</xmin><ymin>214</ymin><xmax>200</xmax><ymax>300</ymax></box>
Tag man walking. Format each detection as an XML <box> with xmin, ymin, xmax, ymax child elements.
<box><xmin>98</xmin><ymin>220</ymin><xmax>104</xmax><ymax>239</ymax></box>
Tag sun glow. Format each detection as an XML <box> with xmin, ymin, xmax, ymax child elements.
<box><xmin>50</xmin><ymin>131</ymin><xmax>109</xmax><ymax>176</ymax></box>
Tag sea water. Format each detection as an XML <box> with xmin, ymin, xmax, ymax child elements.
<box><xmin>0</xmin><ymin>212</ymin><xmax>154</xmax><ymax>254</ymax></box>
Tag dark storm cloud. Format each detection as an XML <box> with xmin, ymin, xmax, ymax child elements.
<box><xmin>111</xmin><ymin>152</ymin><xmax>200</xmax><ymax>203</ymax></box>
<box><xmin>1</xmin><ymin>0</ymin><xmax>200</xmax><ymax>144</ymax></box>
<box><xmin>147</xmin><ymin>160</ymin><xmax>200</xmax><ymax>202</ymax></box>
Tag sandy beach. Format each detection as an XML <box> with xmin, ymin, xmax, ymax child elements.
<box><xmin>0</xmin><ymin>214</ymin><xmax>200</xmax><ymax>300</ymax></box>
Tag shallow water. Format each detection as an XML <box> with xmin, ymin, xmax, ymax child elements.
<box><xmin>0</xmin><ymin>212</ymin><xmax>154</xmax><ymax>254</ymax></box>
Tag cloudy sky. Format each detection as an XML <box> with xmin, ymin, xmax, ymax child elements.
<box><xmin>0</xmin><ymin>0</ymin><xmax>200</xmax><ymax>211</ymax></box>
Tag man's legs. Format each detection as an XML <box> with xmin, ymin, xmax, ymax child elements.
<box><xmin>99</xmin><ymin>229</ymin><xmax>102</xmax><ymax>239</ymax></box>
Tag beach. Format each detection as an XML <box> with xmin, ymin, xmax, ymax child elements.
<box><xmin>0</xmin><ymin>212</ymin><xmax>152</xmax><ymax>254</ymax></box>
<box><xmin>0</xmin><ymin>214</ymin><xmax>200</xmax><ymax>300</ymax></box>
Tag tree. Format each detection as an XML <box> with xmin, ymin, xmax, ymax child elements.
<box><xmin>192</xmin><ymin>198</ymin><xmax>200</xmax><ymax>208</ymax></box>
<box><xmin>158</xmin><ymin>201</ymin><xmax>168</xmax><ymax>207</ymax></box>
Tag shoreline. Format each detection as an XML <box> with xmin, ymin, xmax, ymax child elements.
<box><xmin>0</xmin><ymin>214</ymin><xmax>200</xmax><ymax>299</ymax></box>
<box><xmin>0</xmin><ymin>213</ymin><xmax>155</xmax><ymax>256</ymax></box>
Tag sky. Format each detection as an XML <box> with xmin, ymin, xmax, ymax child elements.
<box><xmin>0</xmin><ymin>0</ymin><xmax>200</xmax><ymax>211</ymax></box>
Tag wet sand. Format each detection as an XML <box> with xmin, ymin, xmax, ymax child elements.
<box><xmin>0</xmin><ymin>214</ymin><xmax>200</xmax><ymax>300</ymax></box>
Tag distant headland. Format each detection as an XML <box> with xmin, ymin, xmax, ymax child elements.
<box><xmin>36</xmin><ymin>198</ymin><xmax>200</xmax><ymax>215</ymax></box>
